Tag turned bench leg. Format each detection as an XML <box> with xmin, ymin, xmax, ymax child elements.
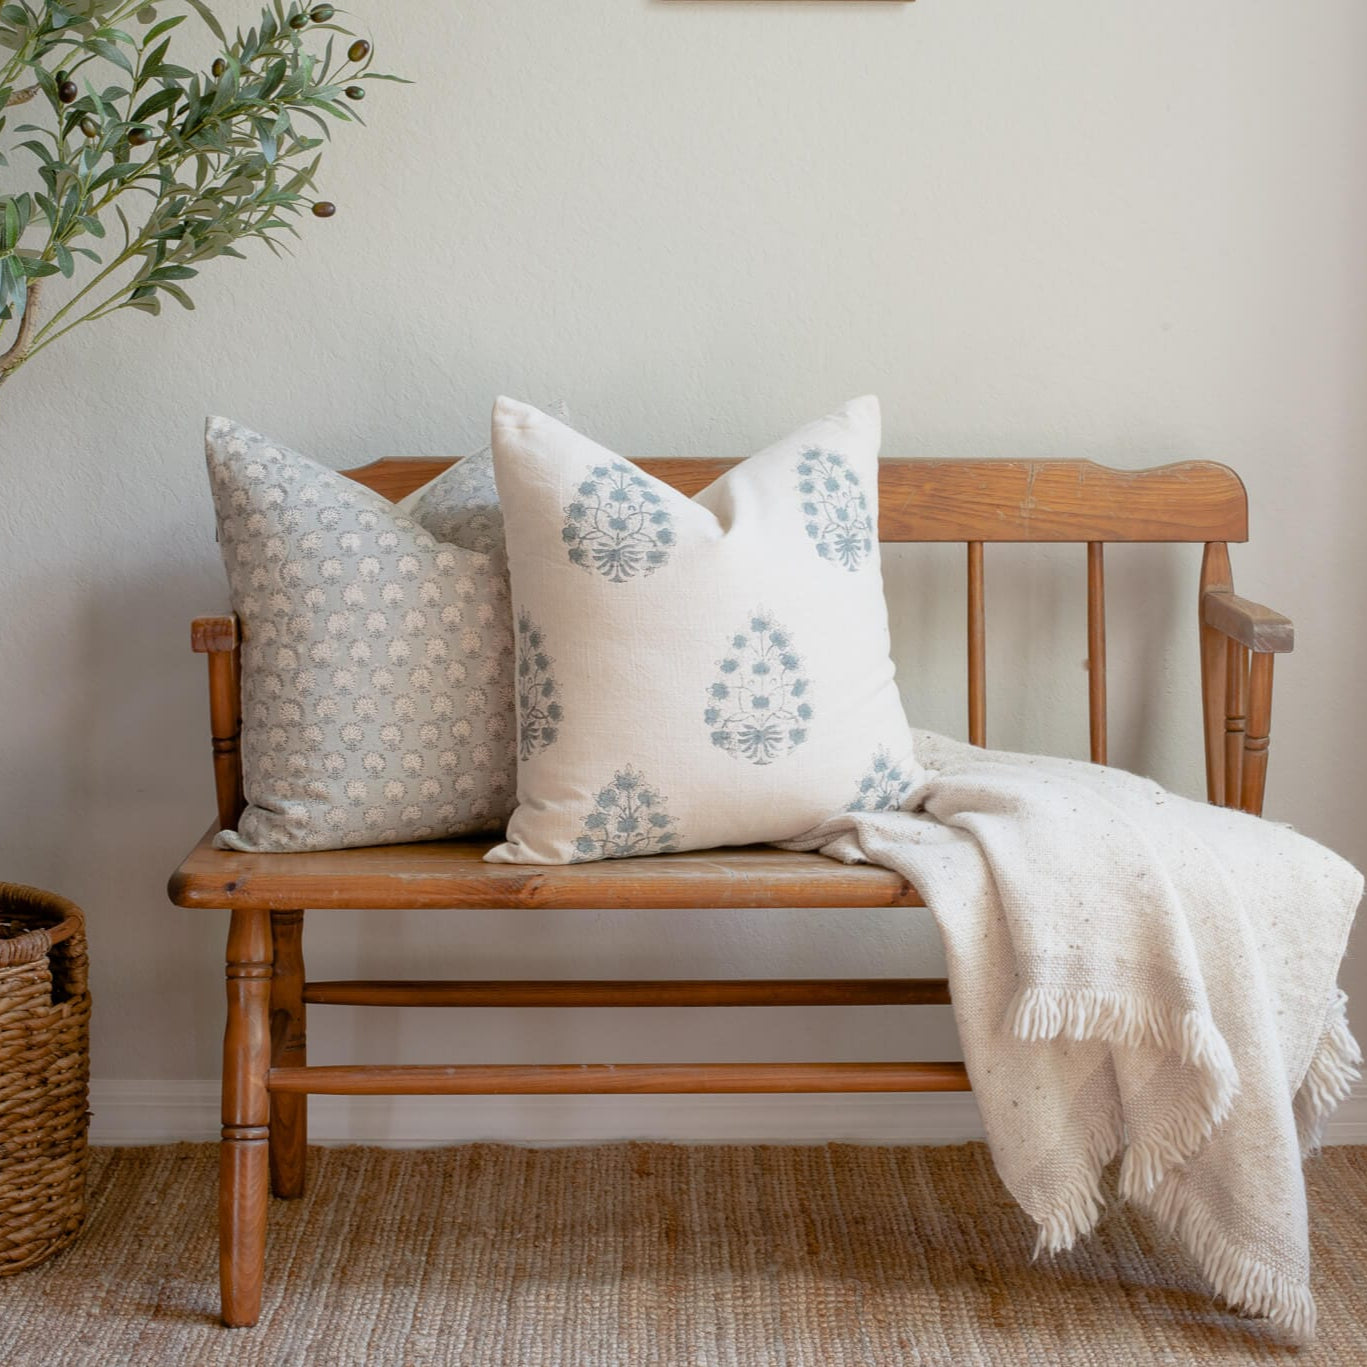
<box><xmin>221</xmin><ymin>907</ymin><xmax>272</xmax><ymax>1328</ymax></box>
<box><xmin>269</xmin><ymin>910</ymin><xmax>307</xmax><ymax>1200</ymax></box>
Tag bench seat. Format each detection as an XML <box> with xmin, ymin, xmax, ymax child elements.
<box><xmin>169</xmin><ymin>825</ymin><xmax>923</xmax><ymax>912</ymax></box>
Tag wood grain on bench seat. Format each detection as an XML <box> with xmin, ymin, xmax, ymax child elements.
<box><xmin>168</xmin><ymin>825</ymin><xmax>923</xmax><ymax>911</ymax></box>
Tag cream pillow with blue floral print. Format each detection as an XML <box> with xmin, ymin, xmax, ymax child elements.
<box><xmin>485</xmin><ymin>395</ymin><xmax>920</xmax><ymax>864</ymax></box>
<box><xmin>205</xmin><ymin>418</ymin><xmax>516</xmax><ymax>852</ymax></box>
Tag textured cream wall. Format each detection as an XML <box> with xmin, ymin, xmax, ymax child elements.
<box><xmin>1</xmin><ymin>0</ymin><xmax>1364</xmax><ymax>1138</ymax></box>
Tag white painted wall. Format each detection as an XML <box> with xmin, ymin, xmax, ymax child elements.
<box><xmin>1</xmin><ymin>0</ymin><xmax>1364</xmax><ymax>1144</ymax></box>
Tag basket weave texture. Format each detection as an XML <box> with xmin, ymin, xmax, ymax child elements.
<box><xmin>0</xmin><ymin>883</ymin><xmax>91</xmax><ymax>1275</ymax></box>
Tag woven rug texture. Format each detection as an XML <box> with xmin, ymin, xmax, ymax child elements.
<box><xmin>0</xmin><ymin>1141</ymin><xmax>1364</xmax><ymax>1366</ymax></box>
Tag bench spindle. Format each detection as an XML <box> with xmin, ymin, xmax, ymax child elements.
<box><xmin>1240</xmin><ymin>653</ymin><xmax>1274</xmax><ymax>817</ymax></box>
<box><xmin>192</xmin><ymin>616</ymin><xmax>245</xmax><ymax>831</ymax></box>
<box><xmin>1198</xmin><ymin>542</ymin><xmax>1235</xmax><ymax>805</ymax></box>
<box><xmin>1224</xmin><ymin>637</ymin><xmax>1249</xmax><ymax>807</ymax></box>
<box><xmin>1086</xmin><ymin>542</ymin><xmax>1108</xmax><ymax>765</ymax></box>
<box><xmin>967</xmin><ymin>541</ymin><xmax>986</xmax><ymax>746</ymax></box>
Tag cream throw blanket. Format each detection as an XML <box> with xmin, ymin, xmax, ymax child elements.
<box><xmin>783</xmin><ymin>730</ymin><xmax>1362</xmax><ymax>1341</ymax></box>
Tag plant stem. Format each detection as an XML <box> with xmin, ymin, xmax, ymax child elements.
<box><xmin>24</xmin><ymin>190</ymin><xmax>280</xmax><ymax>365</ymax></box>
<box><xmin>0</xmin><ymin>280</ymin><xmax>43</xmax><ymax>373</ymax></box>
<box><xmin>28</xmin><ymin>245</ymin><xmax>136</xmax><ymax>348</ymax></box>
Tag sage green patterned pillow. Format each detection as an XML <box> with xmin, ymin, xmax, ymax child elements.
<box><xmin>205</xmin><ymin>417</ymin><xmax>516</xmax><ymax>852</ymax></box>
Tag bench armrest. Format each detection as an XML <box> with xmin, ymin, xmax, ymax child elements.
<box><xmin>191</xmin><ymin>614</ymin><xmax>239</xmax><ymax>653</ymax></box>
<box><xmin>1201</xmin><ymin>590</ymin><xmax>1294</xmax><ymax>654</ymax></box>
<box><xmin>1199</xmin><ymin>586</ymin><xmax>1291</xmax><ymax>819</ymax></box>
<box><xmin>190</xmin><ymin>613</ymin><xmax>244</xmax><ymax>830</ymax></box>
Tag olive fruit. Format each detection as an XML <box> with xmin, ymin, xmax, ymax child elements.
<box><xmin>309</xmin><ymin>4</ymin><xmax>334</xmax><ymax>20</ymax></box>
<box><xmin>55</xmin><ymin>69</ymin><xmax>68</xmax><ymax>85</ymax></box>
<box><xmin>127</xmin><ymin>125</ymin><xmax>151</xmax><ymax>146</ymax></box>
<box><xmin>344</xmin><ymin>85</ymin><xmax>364</xmax><ymax>100</ymax></box>
<box><xmin>347</xmin><ymin>39</ymin><xmax>370</xmax><ymax>62</ymax></box>
<box><xmin>289</xmin><ymin>12</ymin><xmax>308</xmax><ymax>29</ymax></box>
<box><xmin>58</xmin><ymin>79</ymin><xmax>78</xmax><ymax>104</ymax></box>
<box><xmin>311</xmin><ymin>200</ymin><xmax>336</xmax><ymax>218</ymax></box>
<box><xmin>79</xmin><ymin>114</ymin><xmax>99</xmax><ymax>138</ymax></box>
<box><xmin>211</xmin><ymin>57</ymin><xmax>227</xmax><ymax>78</ymax></box>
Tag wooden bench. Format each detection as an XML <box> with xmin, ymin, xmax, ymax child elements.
<box><xmin>169</xmin><ymin>454</ymin><xmax>1293</xmax><ymax>1327</ymax></box>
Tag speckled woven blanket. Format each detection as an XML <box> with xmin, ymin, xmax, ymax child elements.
<box><xmin>785</xmin><ymin>730</ymin><xmax>1362</xmax><ymax>1342</ymax></box>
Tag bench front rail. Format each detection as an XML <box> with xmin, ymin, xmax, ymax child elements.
<box><xmin>171</xmin><ymin>455</ymin><xmax>1293</xmax><ymax>1325</ymax></box>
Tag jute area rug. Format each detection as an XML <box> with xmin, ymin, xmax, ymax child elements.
<box><xmin>1</xmin><ymin>1142</ymin><xmax>1364</xmax><ymax>1366</ymax></box>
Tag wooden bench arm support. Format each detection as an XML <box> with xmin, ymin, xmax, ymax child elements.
<box><xmin>1199</xmin><ymin>578</ymin><xmax>1293</xmax><ymax>818</ymax></box>
<box><xmin>1201</xmin><ymin>589</ymin><xmax>1294</xmax><ymax>655</ymax></box>
<box><xmin>191</xmin><ymin>614</ymin><xmax>240</xmax><ymax>655</ymax></box>
<box><xmin>192</xmin><ymin>614</ymin><xmax>245</xmax><ymax>832</ymax></box>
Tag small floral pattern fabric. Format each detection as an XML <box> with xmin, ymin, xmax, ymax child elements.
<box><xmin>846</xmin><ymin>747</ymin><xmax>917</xmax><ymax>812</ymax></box>
<box><xmin>563</xmin><ymin>460</ymin><xmax>675</xmax><ymax>582</ymax></box>
<box><xmin>401</xmin><ymin>447</ymin><xmax>506</xmax><ymax>565</ymax></box>
<box><xmin>798</xmin><ymin>447</ymin><xmax>875</xmax><ymax>571</ymax></box>
<box><xmin>486</xmin><ymin>395</ymin><xmax>920</xmax><ymax>864</ymax></box>
<box><xmin>515</xmin><ymin>611</ymin><xmax>563</xmax><ymax>760</ymax></box>
<box><xmin>206</xmin><ymin>417</ymin><xmax>516</xmax><ymax>852</ymax></box>
<box><xmin>397</xmin><ymin>402</ymin><xmax>571</xmax><ymax>581</ymax></box>
<box><xmin>705</xmin><ymin>613</ymin><xmax>813</xmax><ymax>765</ymax></box>
<box><xmin>573</xmin><ymin>767</ymin><xmax>680</xmax><ymax>860</ymax></box>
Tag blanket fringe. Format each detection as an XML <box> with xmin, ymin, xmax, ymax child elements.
<box><xmin>1031</xmin><ymin>1096</ymin><xmax>1124</xmax><ymax>1255</ymax></box>
<box><xmin>1294</xmin><ymin>989</ymin><xmax>1362</xmax><ymax>1156</ymax></box>
<box><xmin>1007</xmin><ymin>986</ymin><xmax>1234</xmax><ymax>1073</ymax></box>
<box><xmin>1008</xmin><ymin>984</ymin><xmax>1354</xmax><ymax>1343</ymax></box>
<box><xmin>1138</xmin><ymin>1175</ymin><xmax>1317</xmax><ymax>1344</ymax></box>
<box><xmin>1008</xmin><ymin>987</ymin><xmax>1239</xmax><ymax>1197</ymax></box>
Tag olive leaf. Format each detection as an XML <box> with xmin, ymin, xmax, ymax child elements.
<box><xmin>0</xmin><ymin>0</ymin><xmax>406</xmax><ymax>382</ymax></box>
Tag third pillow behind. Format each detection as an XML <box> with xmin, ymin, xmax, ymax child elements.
<box><xmin>399</xmin><ymin>400</ymin><xmax>573</xmax><ymax>575</ymax></box>
<box><xmin>486</xmin><ymin>395</ymin><xmax>921</xmax><ymax>865</ymax></box>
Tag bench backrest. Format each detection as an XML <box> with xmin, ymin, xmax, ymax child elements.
<box><xmin>346</xmin><ymin>457</ymin><xmax>1248</xmax><ymax>545</ymax></box>
<box><xmin>342</xmin><ymin>456</ymin><xmax>1248</xmax><ymax>779</ymax></box>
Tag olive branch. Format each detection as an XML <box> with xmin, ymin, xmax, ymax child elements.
<box><xmin>0</xmin><ymin>0</ymin><xmax>404</xmax><ymax>383</ymax></box>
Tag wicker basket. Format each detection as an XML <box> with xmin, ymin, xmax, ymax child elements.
<box><xmin>0</xmin><ymin>883</ymin><xmax>91</xmax><ymax>1275</ymax></box>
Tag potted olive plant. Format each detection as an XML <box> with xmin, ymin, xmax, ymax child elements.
<box><xmin>0</xmin><ymin>0</ymin><xmax>402</xmax><ymax>1276</ymax></box>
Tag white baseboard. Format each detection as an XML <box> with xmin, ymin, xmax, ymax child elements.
<box><xmin>88</xmin><ymin>1079</ymin><xmax>1367</xmax><ymax>1148</ymax></box>
<box><xmin>1326</xmin><ymin>1081</ymin><xmax>1367</xmax><ymax>1144</ymax></box>
<box><xmin>88</xmin><ymin>1081</ymin><xmax>986</xmax><ymax>1147</ymax></box>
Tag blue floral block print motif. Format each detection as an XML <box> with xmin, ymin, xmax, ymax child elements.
<box><xmin>847</xmin><ymin>748</ymin><xmax>916</xmax><ymax>812</ymax></box>
<box><xmin>574</xmin><ymin>767</ymin><xmax>681</xmax><ymax>860</ymax></box>
<box><xmin>515</xmin><ymin>611</ymin><xmax>562</xmax><ymax>760</ymax></box>
<box><xmin>705</xmin><ymin>614</ymin><xmax>814</xmax><ymax>765</ymax></box>
<box><xmin>563</xmin><ymin>461</ymin><xmax>675</xmax><ymax>582</ymax></box>
<box><xmin>797</xmin><ymin>448</ymin><xmax>874</xmax><ymax>571</ymax></box>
